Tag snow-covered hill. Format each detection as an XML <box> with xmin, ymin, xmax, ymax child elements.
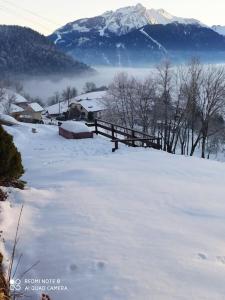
<box><xmin>2</xmin><ymin>123</ymin><xmax>225</xmax><ymax>300</ymax></box>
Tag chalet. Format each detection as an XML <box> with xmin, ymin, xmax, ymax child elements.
<box><xmin>70</xmin><ymin>91</ymin><xmax>106</xmax><ymax>120</ymax></box>
<box><xmin>46</xmin><ymin>91</ymin><xmax>107</xmax><ymax>121</ymax></box>
<box><xmin>13</xmin><ymin>92</ymin><xmax>28</xmax><ymax>109</ymax></box>
<box><xmin>0</xmin><ymin>89</ymin><xmax>44</xmax><ymax>123</ymax></box>
<box><xmin>18</xmin><ymin>102</ymin><xmax>44</xmax><ymax>123</ymax></box>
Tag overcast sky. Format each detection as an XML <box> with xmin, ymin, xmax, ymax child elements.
<box><xmin>0</xmin><ymin>0</ymin><xmax>225</xmax><ymax>35</ymax></box>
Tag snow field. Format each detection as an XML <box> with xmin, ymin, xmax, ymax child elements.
<box><xmin>2</xmin><ymin>122</ymin><xmax>225</xmax><ymax>299</ymax></box>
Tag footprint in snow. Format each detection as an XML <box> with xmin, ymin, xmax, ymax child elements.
<box><xmin>97</xmin><ymin>261</ymin><xmax>105</xmax><ymax>270</ymax></box>
<box><xmin>90</xmin><ymin>260</ymin><xmax>106</xmax><ymax>273</ymax></box>
<box><xmin>197</xmin><ymin>253</ymin><xmax>208</xmax><ymax>260</ymax></box>
<box><xmin>69</xmin><ymin>263</ymin><xmax>78</xmax><ymax>272</ymax></box>
<box><xmin>216</xmin><ymin>256</ymin><xmax>225</xmax><ymax>264</ymax></box>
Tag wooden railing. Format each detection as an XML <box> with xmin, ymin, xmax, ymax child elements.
<box><xmin>86</xmin><ymin>119</ymin><xmax>162</xmax><ymax>152</ymax></box>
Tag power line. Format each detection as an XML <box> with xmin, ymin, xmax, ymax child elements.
<box><xmin>0</xmin><ymin>0</ymin><xmax>76</xmax><ymax>45</ymax></box>
<box><xmin>0</xmin><ymin>4</ymin><xmax>52</xmax><ymax>32</ymax></box>
<box><xmin>0</xmin><ymin>0</ymin><xmax>61</xmax><ymax>27</ymax></box>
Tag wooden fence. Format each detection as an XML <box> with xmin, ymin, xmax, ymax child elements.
<box><xmin>86</xmin><ymin>119</ymin><xmax>162</xmax><ymax>152</ymax></box>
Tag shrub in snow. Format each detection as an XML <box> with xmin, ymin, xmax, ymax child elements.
<box><xmin>0</xmin><ymin>189</ymin><xmax>7</xmax><ymax>201</ymax></box>
<box><xmin>0</xmin><ymin>125</ymin><xmax>24</xmax><ymax>187</ymax></box>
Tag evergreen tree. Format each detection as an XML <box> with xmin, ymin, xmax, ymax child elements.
<box><xmin>0</xmin><ymin>125</ymin><xmax>24</xmax><ymax>183</ymax></box>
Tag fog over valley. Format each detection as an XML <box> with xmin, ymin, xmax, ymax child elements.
<box><xmin>22</xmin><ymin>63</ymin><xmax>225</xmax><ymax>102</ymax></box>
<box><xmin>22</xmin><ymin>66</ymin><xmax>156</xmax><ymax>100</ymax></box>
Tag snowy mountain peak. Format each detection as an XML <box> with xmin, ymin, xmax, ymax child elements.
<box><xmin>99</xmin><ymin>4</ymin><xmax>202</xmax><ymax>35</ymax></box>
<box><xmin>135</xmin><ymin>3</ymin><xmax>145</xmax><ymax>9</ymax></box>
<box><xmin>54</xmin><ymin>3</ymin><xmax>203</xmax><ymax>38</ymax></box>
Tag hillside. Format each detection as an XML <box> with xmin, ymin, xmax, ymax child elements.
<box><xmin>2</xmin><ymin>122</ymin><xmax>225</xmax><ymax>299</ymax></box>
<box><xmin>50</xmin><ymin>23</ymin><xmax>225</xmax><ymax>66</ymax></box>
<box><xmin>0</xmin><ymin>25</ymin><xmax>92</xmax><ymax>77</ymax></box>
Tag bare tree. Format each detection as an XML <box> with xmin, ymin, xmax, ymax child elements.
<box><xmin>179</xmin><ymin>58</ymin><xmax>203</xmax><ymax>156</ymax></box>
<box><xmin>83</xmin><ymin>82</ymin><xmax>97</xmax><ymax>93</ymax></box>
<box><xmin>156</xmin><ymin>60</ymin><xmax>174</xmax><ymax>151</ymax></box>
<box><xmin>4</xmin><ymin>93</ymin><xmax>16</xmax><ymax>115</ymax></box>
<box><xmin>135</xmin><ymin>77</ymin><xmax>156</xmax><ymax>133</ymax></box>
<box><xmin>104</xmin><ymin>72</ymin><xmax>137</xmax><ymax>129</ymax></box>
<box><xmin>0</xmin><ymin>87</ymin><xmax>5</xmax><ymax>103</ymax></box>
<box><xmin>62</xmin><ymin>86</ymin><xmax>77</xmax><ymax>108</ymax></box>
<box><xmin>103</xmin><ymin>59</ymin><xmax>225</xmax><ymax>159</ymax></box>
<box><xmin>48</xmin><ymin>92</ymin><xmax>61</xmax><ymax>105</ymax></box>
<box><xmin>198</xmin><ymin>66</ymin><xmax>225</xmax><ymax>158</ymax></box>
<box><xmin>0</xmin><ymin>89</ymin><xmax>16</xmax><ymax>115</ymax></box>
<box><xmin>62</xmin><ymin>87</ymin><xmax>77</xmax><ymax>119</ymax></box>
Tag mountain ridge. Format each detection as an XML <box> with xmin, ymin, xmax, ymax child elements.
<box><xmin>212</xmin><ymin>25</ymin><xmax>225</xmax><ymax>36</ymax></box>
<box><xmin>52</xmin><ymin>3</ymin><xmax>203</xmax><ymax>41</ymax></box>
<box><xmin>48</xmin><ymin>3</ymin><xmax>225</xmax><ymax>66</ymax></box>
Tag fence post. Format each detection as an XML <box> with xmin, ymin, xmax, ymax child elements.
<box><xmin>131</xmin><ymin>130</ymin><xmax>135</xmax><ymax>147</ymax></box>
<box><xmin>115</xmin><ymin>140</ymin><xmax>118</xmax><ymax>151</ymax></box>
<box><xmin>95</xmin><ymin>119</ymin><xmax>98</xmax><ymax>134</ymax></box>
<box><xmin>111</xmin><ymin>124</ymin><xmax>115</xmax><ymax>139</ymax></box>
<box><xmin>112</xmin><ymin>140</ymin><xmax>118</xmax><ymax>152</ymax></box>
<box><xmin>157</xmin><ymin>138</ymin><xmax>161</xmax><ymax>149</ymax></box>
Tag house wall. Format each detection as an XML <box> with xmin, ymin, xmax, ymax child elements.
<box><xmin>12</xmin><ymin>103</ymin><xmax>43</xmax><ymax>122</ymax></box>
<box><xmin>11</xmin><ymin>112</ymin><xmax>22</xmax><ymax>120</ymax></box>
<box><xmin>32</xmin><ymin>111</ymin><xmax>42</xmax><ymax>121</ymax></box>
<box><xmin>19</xmin><ymin>111</ymin><xmax>42</xmax><ymax>121</ymax></box>
<box><xmin>70</xmin><ymin>103</ymin><xmax>88</xmax><ymax>119</ymax></box>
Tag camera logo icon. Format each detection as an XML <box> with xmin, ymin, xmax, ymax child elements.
<box><xmin>10</xmin><ymin>279</ymin><xmax>21</xmax><ymax>291</ymax></box>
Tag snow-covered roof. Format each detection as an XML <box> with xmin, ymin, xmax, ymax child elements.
<box><xmin>0</xmin><ymin>101</ymin><xmax>24</xmax><ymax>114</ymax></box>
<box><xmin>78</xmin><ymin>99</ymin><xmax>106</xmax><ymax>112</ymax></box>
<box><xmin>29</xmin><ymin>102</ymin><xmax>44</xmax><ymax>112</ymax></box>
<box><xmin>11</xmin><ymin>104</ymin><xmax>24</xmax><ymax>113</ymax></box>
<box><xmin>0</xmin><ymin>114</ymin><xmax>18</xmax><ymax>125</ymax></box>
<box><xmin>70</xmin><ymin>91</ymin><xmax>106</xmax><ymax>112</ymax></box>
<box><xmin>61</xmin><ymin>121</ymin><xmax>91</xmax><ymax>133</ymax></box>
<box><xmin>4</xmin><ymin>88</ymin><xmax>28</xmax><ymax>104</ymax></box>
<box><xmin>73</xmin><ymin>91</ymin><xmax>107</xmax><ymax>102</ymax></box>
<box><xmin>13</xmin><ymin>93</ymin><xmax>28</xmax><ymax>104</ymax></box>
<box><xmin>46</xmin><ymin>102</ymin><xmax>68</xmax><ymax>115</ymax></box>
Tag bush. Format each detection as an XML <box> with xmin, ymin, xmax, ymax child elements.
<box><xmin>0</xmin><ymin>189</ymin><xmax>7</xmax><ymax>201</ymax></box>
<box><xmin>0</xmin><ymin>125</ymin><xmax>24</xmax><ymax>185</ymax></box>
